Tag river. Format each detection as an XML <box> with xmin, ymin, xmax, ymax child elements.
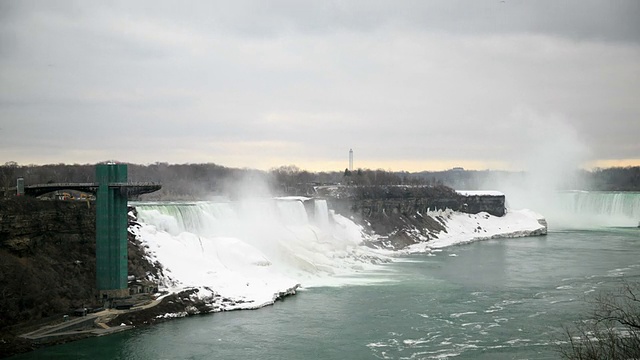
<box><xmin>10</xmin><ymin>227</ymin><xmax>640</xmax><ymax>359</ymax></box>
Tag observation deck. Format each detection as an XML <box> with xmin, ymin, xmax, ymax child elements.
<box><xmin>20</xmin><ymin>182</ymin><xmax>161</xmax><ymax>198</ymax></box>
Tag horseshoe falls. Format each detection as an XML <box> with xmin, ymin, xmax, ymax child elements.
<box><xmin>551</xmin><ymin>191</ymin><xmax>640</xmax><ymax>228</ymax></box>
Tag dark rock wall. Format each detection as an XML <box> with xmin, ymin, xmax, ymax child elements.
<box><xmin>460</xmin><ymin>195</ymin><xmax>505</xmax><ymax>217</ymax></box>
<box><xmin>323</xmin><ymin>186</ymin><xmax>505</xmax><ymax>218</ymax></box>
<box><xmin>0</xmin><ymin>198</ymin><xmax>156</xmax><ymax>333</ymax></box>
<box><xmin>0</xmin><ymin>197</ymin><xmax>97</xmax><ymax>331</ymax></box>
<box><xmin>328</xmin><ymin>193</ymin><xmax>505</xmax><ymax>220</ymax></box>
<box><xmin>326</xmin><ymin>191</ymin><xmax>505</xmax><ymax>250</ymax></box>
<box><xmin>0</xmin><ymin>197</ymin><xmax>95</xmax><ymax>254</ymax></box>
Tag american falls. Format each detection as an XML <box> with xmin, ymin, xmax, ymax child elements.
<box><xmin>130</xmin><ymin>198</ymin><xmax>389</xmax><ymax>311</ymax></box>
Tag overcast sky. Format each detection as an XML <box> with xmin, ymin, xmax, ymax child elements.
<box><xmin>1</xmin><ymin>0</ymin><xmax>639</xmax><ymax>171</ymax></box>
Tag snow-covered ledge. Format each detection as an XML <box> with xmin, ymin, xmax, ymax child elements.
<box><xmin>405</xmin><ymin>208</ymin><xmax>548</xmax><ymax>253</ymax></box>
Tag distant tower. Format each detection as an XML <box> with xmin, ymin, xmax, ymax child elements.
<box><xmin>349</xmin><ymin>149</ymin><xmax>353</xmax><ymax>172</ymax></box>
<box><xmin>16</xmin><ymin>177</ymin><xmax>24</xmax><ymax>196</ymax></box>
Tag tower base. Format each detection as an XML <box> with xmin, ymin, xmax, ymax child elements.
<box><xmin>98</xmin><ymin>288</ymin><xmax>130</xmax><ymax>300</ymax></box>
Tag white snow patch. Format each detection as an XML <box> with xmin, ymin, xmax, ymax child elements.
<box><xmin>457</xmin><ymin>190</ymin><xmax>504</xmax><ymax>196</ymax></box>
<box><xmin>406</xmin><ymin>208</ymin><xmax>546</xmax><ymax>251</ymax></box>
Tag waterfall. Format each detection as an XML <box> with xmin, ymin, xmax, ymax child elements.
<box><xmin>314</xmin><ymin>199</ymin><xmax>330</xmax><ymax>229</ymax></box>
<box><xmin>554</xmin><ymin>191</ymin><xmax>640</xmax><ymax>228</ymax></box>
<box><xmin>275</xmin><ymin>200</ymin><xmax>309</xmax><ymax>225</ymax></box>
<box><xmin>132</xmin><ymin>198</ymin><xmax>386</xmax><ymax>295</ymax></box>
<box><xmin>134</xmin><ymin>202</ymin><xmax>238</xmax><ymax>236</ymax></box>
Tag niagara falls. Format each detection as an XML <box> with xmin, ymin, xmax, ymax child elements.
<box><xmin>2</xmin><ymin>1</ymin><xmax>640</xmax><ymax>359</ymax></box>
<box><xmin>5</xmin><ymin>182</ymin><xmax>639</xmax><ymax>359</ymax></box>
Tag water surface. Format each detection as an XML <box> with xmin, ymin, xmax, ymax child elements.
<box><xmin>11</xmin><ymin>229</ymin><xmax>640</xmax><ymax>359</ymax></box>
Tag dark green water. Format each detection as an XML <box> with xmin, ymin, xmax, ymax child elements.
<box><xmin>11</xmin><ymin>229</ymin><xmax>640</xmax><ymax>359</ymax></box>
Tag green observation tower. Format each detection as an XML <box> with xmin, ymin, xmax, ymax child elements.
<box><xmin>95</xmin><ymin>163</ymin><xmax>160</xmax><ymax>299</ymax></box>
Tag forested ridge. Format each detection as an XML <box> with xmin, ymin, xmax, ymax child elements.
<box><xmin>1</xmin><ymin>162</ymin><xmax>638</xmax><ymax>200</ymax></box>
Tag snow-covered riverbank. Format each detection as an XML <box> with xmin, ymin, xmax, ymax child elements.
<box><xmin>406</xmin><ymin>208</ymin><xmax>547</xmax><ymax>252</ymax></box>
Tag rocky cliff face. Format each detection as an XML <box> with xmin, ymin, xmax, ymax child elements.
<box><xmin>0</xmin><ymin>198</ymin><xmax>98</xmax><ymax>331</ymax></box>
<box><xmin>0</xmin><ymin>198</ymin><xmax>156</xmax><ymax>334</ymax></box>
<box><xmin>319</xmin><ymin>185</ymin><xmax>505</xmax><ymax>217</ymax></box>
<box><xmin>0</xmin><ymin>197</ymin><xmax>95</xmax><ymax>255</ymax></box>
<box><xmin>324</xmin><ymin>186</ymin><xmax>506</xmax><ymax>250</ymax></box>
<box><xmin>459</xmin><ymin>194</ymin><xmax>505</xmax><ymax>217</ymax></box>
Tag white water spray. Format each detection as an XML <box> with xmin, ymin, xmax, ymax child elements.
<box><xmin>480</xmin><ymin>108</ymin><xmax>604</xmax><ymax>229</ymax></box>
<box><xmin>131</xmin><ymin>198</ymin><xmax>390</xmax><ymax>308</ymax></box>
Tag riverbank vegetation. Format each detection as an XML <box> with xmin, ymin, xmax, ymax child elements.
<box><xmin>559</xmin><ymin>280</ymin><xmax>640</xmax><ymax>359</ymax></box>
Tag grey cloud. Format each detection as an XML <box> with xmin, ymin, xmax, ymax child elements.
<box><xmin>0</xmin><ymin>1</ymin><xmax>638</xmax><ymax>169</ymax></box>
<box><xmin>7</xmin><ymin>0</ymin><xmax>634</xmax><ymax>42</ymax></box>
<box><xmin>91</xmin><ymin>0</ymin><xmax>640</xmax><ymax>42</ymax></box>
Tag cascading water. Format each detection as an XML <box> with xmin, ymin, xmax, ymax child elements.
<box><xmin>314</xmin><ymin>199</ymin><xmax>330</xmax><ymax>229</ymax></box>
<box><xmin>275</xmin><ymin>200</ymin><xmax>309</xmax><ymax>225</ymax></box>
<box><xmin>131</xmin><ymin>198</ymin><xmax>388</xmax><ymax>309</ymax></box>
<box><xmin>553</xmin><ymin>191</ymin><xmax>640</xmax><ymax>228</ymax></box>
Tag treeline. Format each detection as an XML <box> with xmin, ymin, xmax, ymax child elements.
<box><xmin>0</xmin><ymin>162</ymin><xmax>437</xmax><ymax>200</ymax></box>
<box><xmin>408</xmin><ymin>167</ymin><xmax>640</xmax><ymax>191</ymax></box>
<box><xmin>0</xmin><ymin>162</ymin><xmax>271</xmax><ymax>200</ymax></box>
<box><xmin>1</xmin><ymin>162</ymin><xmax>638</xmax><ymax>199</ymax></box>
<box><xmin>588</xmin><ymin>167</ymin><xmax>640</xmax><ymax>191</ymax></box>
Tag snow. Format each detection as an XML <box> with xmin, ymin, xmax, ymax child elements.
<box><xmin>133</xmin><ymin>225</ymin><xmax>298</xmax><ymax>308</ymax></box>
<box><xmin>405</xmin><ymin>208</ymin><xmax>546</xmax><ymax>252</ymax></box>
<box><xmin>131</xmin><ymin>199</ymin><xmax>391</xmax><ymax>312</ymax></box>
<box><xmin>274</xmin><ymin>196</ymin><xmax>312</xmax><ymax>202</ymax></box>
<box><xmin>130</xmin><ymin>198</ymin><xmax>546</xmax><ymax>314</ymax></box>
<box><xmin>456</xmin><ymin>190</ymin><xmax>504</xmax><ymax>196</ymax></box>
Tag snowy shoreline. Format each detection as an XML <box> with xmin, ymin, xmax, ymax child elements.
<box><xmin>405</xmin><ymin>208</ymin><xmax>547</xmax><ymax>252</ymax></box>
<box><xmin>129</xmin><ymin>199</ymin><xmax>547</xmax><ymax>318</ymax></box>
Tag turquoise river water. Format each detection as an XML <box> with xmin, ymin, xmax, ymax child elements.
<box><xmin>10</xmin><ymin>227</ymin><xmax>640</xmax><ymax>359</ymax></box>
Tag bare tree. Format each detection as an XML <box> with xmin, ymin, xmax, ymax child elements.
<box><xmin>0</xmin><ymin>161</ymin><xmax>18</xmax><ymax>191</ymax></box>
<box><xmin>559</xmin><ymin>281</ymin><xmax>640</xmax><ymax>359</ymax></box>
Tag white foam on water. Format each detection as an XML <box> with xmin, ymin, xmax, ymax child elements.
<box><xmin>450</xmin><ymin>311</ymin><xmax>477</xmax><ymax>318</ymax></box>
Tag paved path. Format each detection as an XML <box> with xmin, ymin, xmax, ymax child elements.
<box><xmin>20</xmin><ymin>297</ymin><xmax>163</xmax><ymax>342</ymax></box>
